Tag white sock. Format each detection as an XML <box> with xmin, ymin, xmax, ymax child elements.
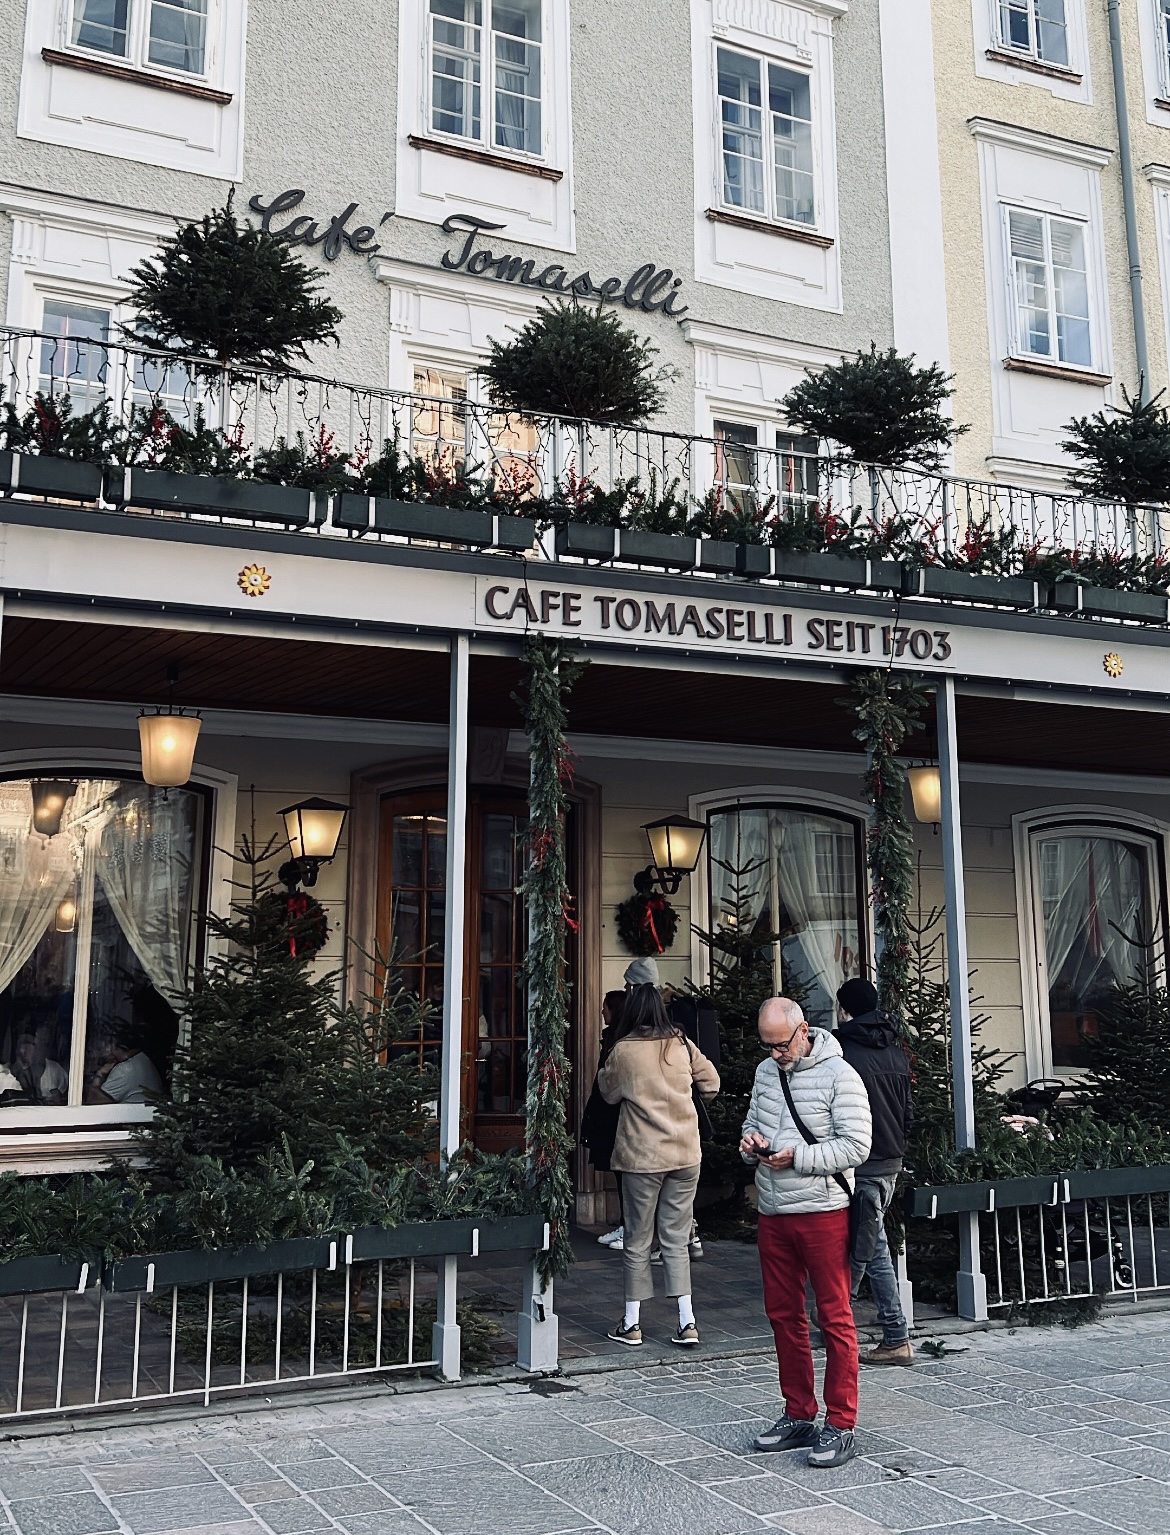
<box><xmin>677</xmin><ymin>1294</ymin><xmax>695</xmax><ymax>1327</ymax></box>
<box><xmin>623</xmin><ymin>1301</ymin><xmax>640</xmax><ymax>1329</ymax></box>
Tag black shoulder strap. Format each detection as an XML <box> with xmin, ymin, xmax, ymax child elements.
<box><xmin>776</xmin><ymin>1062</ymin><xmax>852</xmax><ymax>1200</ymax></box>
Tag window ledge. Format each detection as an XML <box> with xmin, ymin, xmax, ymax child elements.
<box><xmin>705</xmin><ymin>207</ymin><xmax>834</xmax><ymax>249</ymax></box>
<box><xmin>984</xmin><ymin>47</ymin><xmax>1083</xmax><ymax>84</ymax></box>
<box><xmin>1004</xmin><ymin>356</ymin><xmax>1111</xmax><ymax>386</ymax></box>
<box><xmin>41</xmin><ymin>47</ymin><xmax>232</xmax><ymax>104</ymax></box>
<box><xmin>1156</xmin><ymin>98</ymin><xmax>1170</xmax><ymax>113</ymax></box>
<box><xmin>407</xmin><ymin>134</ymin><xmax>564</xmax><ymax>182</ymax></box>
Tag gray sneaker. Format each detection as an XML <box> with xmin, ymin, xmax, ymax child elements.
<box><xmin>807</xmin><ymin>1424</ymin><xmax>857</xmax><ymax>1468</ymax></box>
<box><xmin>753</xmin><ymin>1415</ymin><xmax>818</xmax><ymax>1452</ymax></box>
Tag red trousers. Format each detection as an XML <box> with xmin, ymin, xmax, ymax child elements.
<box><xmin>757</xmin><ymin>1208</ymin><xmax>859</xmax><ymax>1430</ymax></box>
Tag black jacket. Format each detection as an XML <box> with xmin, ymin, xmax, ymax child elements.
<box><xmin>835</xmin><ymin>1010</ymin><xmax>913</xmax><ymax>1176</ymax></box>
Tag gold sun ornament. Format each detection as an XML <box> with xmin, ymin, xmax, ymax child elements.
<box><xmin>238</xmin><ymin>564</ymin><xmax>271</xmax><ymax>598</ymax></box>
<box><xmin>1103</xmin><ymin>652</ymin><xmax>1124</xmax><ymax>679</ymax></box>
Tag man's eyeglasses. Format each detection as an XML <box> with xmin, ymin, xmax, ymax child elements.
<box><xmin>759</xmin><ymin>1027</ymin><xmax>804</xmax><ymax>1055</ymax></box>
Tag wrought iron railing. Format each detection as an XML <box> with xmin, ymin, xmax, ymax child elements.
<box><xmin>3</xmin><ymin>325</ymin><xmax>1168</xmax><ymax>565</ymax></box>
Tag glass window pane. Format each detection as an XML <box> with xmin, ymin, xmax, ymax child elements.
<box><xmin>39</xmin><ymin>300</ymin><xmax>111</xmax><ymax>413</ymax></box>
<box><xmin>717</xmin><ymin>48</ymin><xmax>765</xmax><ymax>213</ymax></box>
<box><xmin>392</xmin><ymin>817</ymin><xmax>424</xmax><ymax>887</ymax></box>
<box><xmin>1037</xmin><ymin>834</ymin><xmax>1149</xmax><ymax>1069</ymax></box>
<box><xmin>72</xmin><ymin>0</ymin><xmax>129</xmax><ymax>57</ymax></box>
<box><xmin>1000</xmin><ymin>0</ymin><xmax>1033</xmax><ymax>51</ymax></box>
<box><xmin>426</xmin><ymin>818</ymin><xmax>448</xmax><ymax>888</ymax></box>
<box><xmin>493</xmin><ymin>0</ymin><xmax>541</xmax><ymax>153</ymax></box>
<box><xmin>1052</xmin><ymin>220</ymin><xmax>1090</xmax><ymax>365</ymax></box>
<box><xmin>768</xmin><ymin>64</ymin><xmax>815</xmax><ymax>225</ymax></box>
<box><xmin>713</xmin><ymin>420</ymin><xmax>758</xmax><ymax>515</ymax></box>
<box><xmin>1035</xmin><ymin>0</ymin><xmax>1068</xmax><ymax>65</ymax></box>
<box><xmin>480</xmin><ymin>892</ymin><xmax>512</xmax><ymax>962</ymax></box>
<box><xmin>431</xmin><ymin>0</ymin><xmax>483</xmax><ymax>140</ymax></box>
<box><xmin>482</xmin><ymin>813</ymin><xmax>516</xmax><ymax>889</ymax></box>
<box><xmin>147</xmin><ymin>0</ymin><xmax>207</xmax><ymax>73</ymax></box>
<box><xmin>1009</xmin><ymin>211</ymin><xmax>1051</xmax><ymax>358</ymax></box>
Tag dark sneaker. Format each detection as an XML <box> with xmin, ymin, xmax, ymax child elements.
<box><xmin>606</xmin><ymin>1319</ymin><xmax>642</xmax><ymax>1347</ymax></box>
<box><xmin>671</xmin><ymin>1321</ymin><xmax>700</xmax><ymax>1346</ymax></box>
<box><xmin>807</xmin><ymin>1424</ymin><xmax>857</xmax><ymax>1468</ymax></box>
<box><xmin>861</xmin><ymin>1340</ymin><xmax>913</xmax><ymax>1366</ymax></box>
<box><xmin>753</xmin><ymin>1415</ymin><xmax>818</xmax><ymax>1452</ymax></box>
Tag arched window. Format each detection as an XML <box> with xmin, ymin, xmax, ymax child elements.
<box><xmin>1027</xmin><ymin>822</ymin><xmax>1165</xmax><ymax>1070</ymax></box>
<box><xmin>706</xmin><ymin>802</ymin><xmax>868</xmax><ymax>1027</ymax></box>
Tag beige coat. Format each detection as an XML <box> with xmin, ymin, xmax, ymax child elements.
<box><xmin>597</xmin><ymin>1033</ymin><xmax>720</xmax><ymax>1173</ymax></box>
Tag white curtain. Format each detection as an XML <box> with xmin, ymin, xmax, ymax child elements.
<box><xmin>771</xmin><ymin>812</ymin><xmax>852</xmax><ymax>1019</ymax></box>
<box><xmin>0</xmin><ymin>783</ymin><xmax>75</xmax><ymax>995</ymax></box>
<box><xmin>1038</xmin><ymin>834</ymin><xmax>1147</xmax><ymax>1005</ymax></box>
<box><xmin>96</xmin><ymin>785</ymin><xmax>197</xmax><ymax>1002</ymax></box>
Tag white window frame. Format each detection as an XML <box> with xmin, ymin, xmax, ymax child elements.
<box><xmin>425</xmin><ymin>0</ymin><xmax>547</xmax><ymax>163</ymax></box>
<box><xmin>1159</xmin><ymin>0</ymin><xmax>1170</xmax><ymax>94</ymax></box>
<box><xmin>1013</xmin><ymin>806</ymin><xmax>1170</xmax><ymax>1080</ymax></box>
<box><xmin>1002</xmin><ymin>203</ymin><xmax>1096</xmax><ymax>371</ymax></box>
<box><xmin>713</xmin><ymin>41</ymin><xmax>820</xmax><ymax>234</ymax></box>
<box><xmin>65</xmin><ymin>0</ymin><xmax>216</xmax><ymax>84</ymax></box>
<box><xmin>993</xmin><ymin>0</ymin><xmax>1071</xmax><ymax>68</ymax></box>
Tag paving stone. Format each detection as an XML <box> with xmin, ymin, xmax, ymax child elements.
<box><xmin>7</xmin><ymin>1495</ymin><xmax>119</xmax><ymax>1535</ymax></box>
<box><xmin>1091</xmin><ymin>1443</ymin><xmax>1170</xmax><ymax>1480</ymax></box>
<box><xmin>209</xmin><ymin>1470</ymin><xmax>282</xmax><ymax>1493</ymax></box>
<box><xmin>93</xmin><ymin>1461</ymin><xmax>216</xmax><ymax>1496</ymax></box>
<box><xmin>305</xmin><ymin>1487</ymin><xmax>398</xmax><ymax>1517</ymax></box>
<box><xmin>244</xmin><ymin>1503</ymin><xmax>325</xmax><ymax>1535</ymax></box>
<box><xmin>1084</xmin><ymin>1375</ymin><xmax>1170</xmax><ymax>1404</ymax></box>
<box><xmin>334</xmin><ymin>1517</ymin><xmax>433</xmax><ymax>1535</ymax></box>
<box><xmin>229</xmin><ymin>1488</ymin><xmax>296</xmax><ymax>1507</ymax></box>
<box><xmin>0</xmin><ymin>1473</ymin><xmax>93</xmax><ymax>1503</ymax></box>
<box><xmin>977</xmin><ymin>1491</ymin><xmax>1072</xmax><ymax>1521</ymax></box>
<box><xmin>765</xmin><ymin>1508</ymin><xmax>894</xmax><ymax>1535</ymax></box>
<box><xmin>1024</xmin><ymin>1514</ymin><xmax>1144</xmax><ymax>1533</ymax></box>
<box><xmin>275</xmin><ymin>1463</ymin><xmax>363</xmax><ymax>1494</ymax></box>
<box><xmin>1037</xmin><ymin>1479</ymin><xmax>1170</xmax><ymax>1532</ymax></box>
<box><xmin>708</xmin><ymin>1474</ymin><xmax>823</xmax><ymax>1516</ymax></box>
<box><xmin>833</xmin><ymin>1478</ymin><xmax>993</xmax><ymax>1529</ymax></box>
<box><xmin>633</xmin><ymin>1392</ymin><xmax>763</xmax><ymax>1430</ymax></box>
<box><xmin>1039</xmin><ymin>1429</ymin><xmax>1142</xmax><ymax>1457</ymax></box>
<box><xmin>388</xmin><ymin>1465</ymin><xmax>597</xmax><ymax>1535</ymax></box>
<box><xmin>337</xmin><ymin>1430</ymin><xmax>489</xmax><ymax>1478</ymax></box>
<box><xmin>675</xmin><ymin>1456</ymin><xmax>769</xmax><ymax>1485</ymax></box>
<box><xmin>111</xmin><ymin>1487</ymin><xmax>249</xmax><ymax>1534</ymax></box>
<box><xmin>442</xmin><ymin>1416</ymin><xmax>615</xmax><ymax>1467</ymax></box>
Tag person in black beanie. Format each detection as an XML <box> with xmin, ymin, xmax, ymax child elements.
<box><xmin>835</xmin><ymin>978</ymin><xmax>914</xmax><ymax>1365</ymax></box>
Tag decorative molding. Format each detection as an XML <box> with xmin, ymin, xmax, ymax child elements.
<box><xmin>40</xmin><ymin>47</ymin><xmax>233</xmax><ymax>104</ymax></box>
<box><xmin>1003</xmin><ymin>356</ymin><xmax>1112</xmax><ymax>386</ymax></box>
<box><xmin>1144</xmin><ymin>161</ymin><xmax>1170</xmax><ymax>187</ymax></box>
<box><xmin>705</xmin><ymin>207</ymin><xmax>834</xmax><ymax>248</ymax></box>
<box><xmin>983</xmin><ymin>47</ymin><xmax>1083</xmax><ymax>84</ymax></box>
<box><xmin>679</xmin><ymin>317</ymin><xmax>843</xmax><ymax>371</ymax></box>
<box><xmin>407</xmin><ymin>134</ymin><xmax>564</xmax><ymax>182</ymax></box>
<box><xmin>984</xmin><ymin>454</ymin><xmax>1073</xmax><ymax>490</ymax></box>
<box><xmin>0</xmin><ymin>183</ymin><xmax>180</xmax><ymax>242</ymax></box>
<box><xmin>966</xmin><ymin>117</ymin><xmax>1113</xmax><ymax>168</ymax></box>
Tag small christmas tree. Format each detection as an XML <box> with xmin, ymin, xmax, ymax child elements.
<box><xmin>1063</xmin><ymin>385</ymin><xmax>1170</xmax><ymax>507</ymax></box>
<box><xmin>479</xmin><ymin>301</ymin><xmax>674</xmax><ymax>424</ymax></box>
<box><xmin>124</xmin><ymin>196</ymin><xmax>342</xmax><ymax>371</ymax></box>
<box><xmin>783</xmin><ymin>344</ymin><xmax>967</xmax><ymax>472</ymax></box>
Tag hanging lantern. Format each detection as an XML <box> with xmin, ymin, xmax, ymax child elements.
<box><xmin>54</xmin><ymin>895</ymin><xmax>77</xmax><ymax>933</ymax></box>
<box><xmin>908</xmin><ymin>765</ymin><xmax>942</xmax><ymax>826</ymax></box>
<box><xmin>634</xmin><ymin>814</ymin><xmax>708</xmax><ymax>896</ymax></box>
<box><xmin>138</xmin><ymin>710</ymin><xmax>201</xmax><ymax>788</ymax></box>
<box><xmin>279</xmin><ymin>798</ymin><xmax>349</xmax><ymax>890</ymax></box>
<box><xmin>30</xmin><ymin>780</ymin><xmax>77</xmax><ymax>838</ymax></box>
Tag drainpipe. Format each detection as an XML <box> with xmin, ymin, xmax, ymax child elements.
<box><xmin>1107</xmin><ymin>0</ymin><xmax>1151</xmax><ymax>399</ymax></box>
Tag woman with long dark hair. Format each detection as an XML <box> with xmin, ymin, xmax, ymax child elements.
<box><xmin>597</xmin><ymin>982</ymin><xmax>719</xmax><ymax>1346</ymax></box>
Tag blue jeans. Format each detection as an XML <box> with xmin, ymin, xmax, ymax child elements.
<box><xmin>851</xmin><ymin>1174</ymin><xmax>909</xmax><ymax>1346</ymax></box>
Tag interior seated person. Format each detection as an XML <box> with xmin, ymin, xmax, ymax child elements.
<box><xmin>85</xmin><ymin>1026</ymin><xmax>164</xmax><ymax>1105</ymax></box>
<box><xmin>14</xmin><ymin>1028</ymin><xmax>68</xmax><ymax>1105</ymax></box>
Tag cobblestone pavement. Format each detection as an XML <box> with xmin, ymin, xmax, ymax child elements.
<box><xmin>7</xmin><ymin>1310</ymin><xmax>1170</xmax><ymax>1534</ymax></box>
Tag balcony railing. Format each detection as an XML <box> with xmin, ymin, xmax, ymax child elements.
<box><xmin>2</xmin><ymin>325</ymin><xmax>1167</xmax><ymax>571</ymax></box>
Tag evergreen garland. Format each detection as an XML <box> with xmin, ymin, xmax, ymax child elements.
<box><xmin>848</xmin><ymin>669</ymin><xmax>929</xmax><ymax>1032</ymax></box>
<box><xmin>615</xmin><ymin>891</ymin><xmax>679</xmax><ymax>954</ymax></box>
<box><xmin>518</xmin><ymin>634</ymin><xmax>584</xmax><ymax>1281</ymax></box>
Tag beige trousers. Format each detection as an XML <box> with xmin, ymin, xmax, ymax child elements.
<box><xmin>620</xmin><ymin>1165</ymin><xmax>700</xmax><ymax>1301</ymax></box>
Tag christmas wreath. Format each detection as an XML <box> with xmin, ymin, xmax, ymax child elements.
<box><xmin>260</xmin><ymin>889</ymin><xmax>329</xmax><ymax>958</ymax></box>
<box><xmin>616</xmin><ymin>891</ymin><xmax>679</xmax><ymax>955</ymax></box>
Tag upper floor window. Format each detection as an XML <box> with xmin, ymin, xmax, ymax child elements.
<box><xmin>428</xmin><ymin>0</ymin><xmax>543</xmax><ymax>157</ymax></box>
<box><xmin>1007</xmin><ymin>207</ymin><xmax>1092</xmax><ymax>368</ymax></box>
<box><xmin>1160</xmin><ymin>0</ymin><xmax>1170</xmax><ymax>91</ymax></box>
<box><xmin>997</xmin><ymin>0</ymin><xmax>1069</xmax><ymax>68</ymax></box>
<box><xmin>70</xmin><ymin>0</ymin><xmax>209</xmax><ymax>77</ymax></box>
<box><xmin>717</xmin><ymin>47</ymin><xmax>815</xmax><ymax>227</ymax></box>
<box><xmin>0</xmin><ymin>775</ymin><xmax>206</xmax><ymax>1114</ymax></box>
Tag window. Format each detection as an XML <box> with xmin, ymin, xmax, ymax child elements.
<box><xmin>1031</xmin><ymin>827</ymin><xmax>1160</xmax><ymax>1069</ymax></box>
<box><xmin>707</xmin><ymin>804</ymin><xmax>866</xmax><ymax>1028</ymax></box>
<box><xmin>411</xmin><ymin>366</ymin><xmax>469</xmax><ymax>464</ymax></box>
<box><xmin>1160</xmin><ymin>0</ymin><xmax>1170</xmax><ymax>92</ymax></box>
<box><xmin>713</xmin><ymin>420</ymin><xmax>758</xmax><ymax>514</ymax></box>
<box><xmin>381</xmin><ymin>800</ymin><xmax>448</xmax><ymax>1070</ymax></box>
<box><xmin>776</xmin><ymin>431</ymin><xmax>819</xmax><ymax>515</ymax></box>
<box><xmin>997</xmin><ymin>0</ymin><xmax>1069</xmax><ymax>67</ymax></box>
<box><xmin>717</xmin><ymin>47</ymin><xmax>815</xmax><ymax>227</ymax></box>
<box><xmin>1007</xmin><ymin>208</ymin><xmax>1092</xmax><ymax>367</ymax></box>
<box><xmin>474</xmin><ymin>806</ymin><xmax>528</xmax><ymax>1118</ymax></box>
<box><xmin>70</xmin><ymin>0</ymin><xmax>209</xmax><ymax>76</ymax></box>
<box><xmin>0</xmin><ymin>777</ymin><xmax>205</xmax><ymax>1113</ymax></box>
<box><xmin>38</xmin><ymin>300</ymin><xmax>111</xmax><ymax>413</ymax></box>
<box><xmin>428</xmin><ymin>0</ymin><xmax>543</xmax><ymax>157</ymax></box>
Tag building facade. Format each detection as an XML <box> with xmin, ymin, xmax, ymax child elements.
<box><xmin>2</xmin><ymin>0</ymin><xmax>1170</xmax><ymax>1248</ymax></box>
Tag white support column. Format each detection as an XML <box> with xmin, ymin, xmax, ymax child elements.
<box><xmin>937</xmin><ymin>678</ymin><xmax>987</xmax><ymax>1323</ymax></box>
<box><xmin>433</xmin><ymin>633</ymin><xmax>469</xmax><ymax>1380</ymax></box>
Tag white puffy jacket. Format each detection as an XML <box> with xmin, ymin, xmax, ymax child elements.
<box><xmin>742</xmin><ymin>1028</ymin><xmax>872</xmax><ymax>1217</ymax></box>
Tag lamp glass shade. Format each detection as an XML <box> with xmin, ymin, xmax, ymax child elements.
<box><xmin>54</xmin><ymin>896</ymin><xmax>77</xmax><ymax>934</ymax></box>
<box><xmin>643</xmin><ymin>814</ymin><xmax>707</xmax><ymax>875</ymax></box>
<box><xmin>139</xmin><ymin>712</ymin><xmax>201</xmax><ymax>788</ymax></box>
<box><xmin>30</xmin><ymin>779</ymin><xmax>77</xmax><ymax>837</ymax></box>
<box><xmin>280</xmin><ymin>798</ymin><xmax>348</xmax><ymax>862</ymax></box>
<box><xmin>908</xmin><ymin>765</ymin><xmax>942</xmax><ymax>825</ymax></box>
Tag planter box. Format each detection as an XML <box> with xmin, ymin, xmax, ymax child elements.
<box><xmin>0</xmin><ymin>1252</ymin><xmax>99</xmax><ymax>1297</ymax></box>
<box><xmin>902</xmin><ymin>566</ymin><xmax>1039</xmax><ymax>609</ymax></box>
<box><xmin>372</xmin><ymin>498</ymin><xmax>493</xmax><ymax>545</ymax></box>
<box><xmin>494</xmin><ymin>514</ymin><xmax>536</xmax><ymax>552</ymax></box>
<box><xmin>736</xmin><ymin>544</ymin><xmax>773</xmax><ymax>579</ymax></box>
<box><xmin>554</xmin><ymin>523</ymin><xmax>617</xmax><ymax>560</ymax></box>
<box><xmin>773</xmin><ymin>549</ymin><xmax>869</xmax><ymax>588</ymax></box>
<box><xmin>1066</xmin><ymin>1165</ymin><xmax>1170</xmax><ymax>1200</ymax></box>
<box><xmin>106</xmin><ymin>1235</ymin><xmax>337</xmax><ymax>1293</ymax></box>
<box><xmin>114</xmin><ymin>467</ymin><xmax>320</xmax><ymax>527</ymax></box>
<box><xmin>1048</xmin><ymin>583</ymin><xmax>1169</xmax><ymax>623</ymax></box>
<box><xmin>349</xmin><ymin>1213</ymin><xmax>547</xmax><ymax>1264</ymax></box>
<box><xmin>615</xmin><ymin>530</ymin><xmax>697</xmax><ymax>569</ymax></box>
<box><xmin>867</xmin><ymin>560</ymin><xmax>901</xmax><ymax>592</ymax></box>
<box><xmin>906</xmin><ymin>1163</ymin><xmax>1170</xmax><ymax>1219</ymax></box>
<box><xmin>696</xmin><ymin>539</ymin><xmax>738</xmax><ymax>575</ymax></box>
<box><xmin>333</xmin><ymin>492</ymin><xmax>373</xmax><ymax>532</ymax></box>
<box><xmin>1</xmin><ymin>450</ymin><xmax>103</xmax><ymax>503</ymax></box>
